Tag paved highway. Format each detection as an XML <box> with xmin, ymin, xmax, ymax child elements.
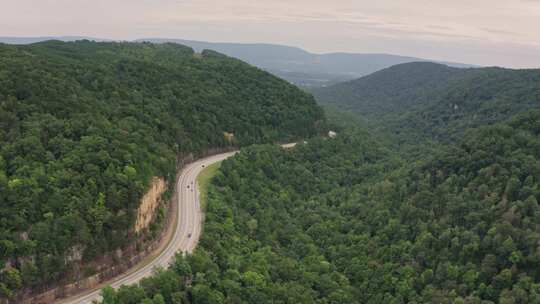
<box><xmin>59</xmin><ymin>151</ymin><xmax>237</xmax><ymax>304</ymax></box>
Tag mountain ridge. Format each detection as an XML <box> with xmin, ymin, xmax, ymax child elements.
<box><xmin>0</xmin><ymin>36</ymin><xmax>474</xmax><ymax>87</ymax></box>
<box><xmin>139</xmin><ymin>38</ymin><xmax>475</xmax><ymax>87</ymax></box>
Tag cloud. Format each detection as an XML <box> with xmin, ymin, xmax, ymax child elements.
<box><xmin>481</xmin><ymin>28</ymin><xmax>523</xmax><ymax>36</ymax></box>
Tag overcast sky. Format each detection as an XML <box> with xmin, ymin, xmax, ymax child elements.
<box><xmin>2</xmin><ymin>0</ymin><xmax>540</xmax><ymax>68</ymax></box>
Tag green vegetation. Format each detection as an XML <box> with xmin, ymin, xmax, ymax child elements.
<box><xmin>3</xmin><ymin>39</ymin><xmax>540</xmax><ymax>303</ymax></box>
<box><xmin>0</xmin><ymin>40</ymin><xmax>324</xmax><ymax>298</ymax></box>
<box><xmin>101</xmin><ymin>111</ymin><xmax>540</xmax><ymax>303</ymax></box>
<box><xmin>321</xmin><ymin>105</ymin><xmax>366</xmax><ymax>130</ymax></box>
<box><xmin>313</xmin><ymin>62</ymin><xmax>466</xmax><ymax>122</ymax></box>
<box><xmin>313</xmin><ymin>62</ymin><xmax>540</xmax><ymax>144</ymax></box>
<box><xmin>97</xmin><ymin>59</ymin><xmax>540</xmax><ymax>303</ymax></box>
<box><xmin>196</xmin><ymin>161</ymin><xmax>223</xmax><ymax>210</ymax></box>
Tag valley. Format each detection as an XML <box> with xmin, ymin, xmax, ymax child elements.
<box><xmin>0</xmin><ymin>38</ymin><xmax>539</xmax><ymax>304</ymax></box>
<box><xmin>0</xmin><ymin>40</ymin><xmax>323</xmax><ymax>302</ymax></box>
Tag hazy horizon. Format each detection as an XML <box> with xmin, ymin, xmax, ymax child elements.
<box><xmin>2</xmin><ymin>0</ymin><xmax>540</xmax><ymax>68</ymax></box>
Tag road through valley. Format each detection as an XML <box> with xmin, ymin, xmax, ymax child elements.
<box><xmin>59</xmin><ymin>151</ymin><xmax>237</xmax><ymax>304</ymax></box>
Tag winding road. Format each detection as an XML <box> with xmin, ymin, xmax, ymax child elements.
<box><xmin>59</xmin><ymin>151</ymin><xmax>237</xmax><ymax>304</ymax></box>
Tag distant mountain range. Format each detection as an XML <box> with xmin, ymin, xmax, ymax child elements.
<box><xmin>139</xmin><ymin>38</ymin><xmax>474</xmax><ymax>87</ymax></box>
<box><xmin>0</xmin><ymin>36</ymin><xmax>474</xmax><ymax>87</ymax></box>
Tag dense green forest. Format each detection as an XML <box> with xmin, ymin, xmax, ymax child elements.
<box><xmin>313</xmin><ymin>62</ymin><xmax>467</xmax><ymax>121</ymax></box>
<box><xmin>100</xmin><ymin>110</ymin><xmax>540</xmax><ymax>303</ymax></box>
<box><xmin>0</xmin><ymin>40</ymin><xmax>324</xmax><ymax>297</ymax></box>
<box><xmin>313</xmin><ymin>62</ymin><xmax>540</xmax><ymax>143</ymax></box>
<box><xmin>3</xmin><ymin>40</ymin><xmax>540</xmax><ymax>303</ymax></box>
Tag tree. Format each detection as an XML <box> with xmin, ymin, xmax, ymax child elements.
<box><xmin>101</xmin><ymin>286</ymin><xmax>117</xmax><ymax>304</ymax></box>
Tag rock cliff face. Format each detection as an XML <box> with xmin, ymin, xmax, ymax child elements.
<box><xmin>135</xmin><ymin>178</ymin><xmax>167</xmax><ymax>233</ymax></box>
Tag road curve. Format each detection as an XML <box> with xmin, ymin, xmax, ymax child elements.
<box><xmin>59</xmin><ymin>151</ymin><xmax>237</xmax><ymax>304</ymax></box>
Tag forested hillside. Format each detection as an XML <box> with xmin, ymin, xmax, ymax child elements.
<box><xmin>0</xmin><ymin>40</ymin><xmax>324</xmax><ymax>297</ymax></box>
<box><xmin>313</xmin><ymin>63</ymin><xmax>540</xmax><ymax>143</ymax></box>
<box><xmin>313</xmin><ymin>62</ymin><xmax>468</xmax><ymax>121</ymax></box>
<box><xmin>101</xmin><ymin>111</ymin><xmax>540</xmax><ymax>303</ymax></box>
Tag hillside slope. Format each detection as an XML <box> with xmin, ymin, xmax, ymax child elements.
<box><xmin>314</xmin><ymin>62</ymin><xmax>540</xmax><ymax>142</ymax></box>
<box><xmin>100</xmin><ymin>111</ymin><xmax>540</xmax><ymax>304</ymax></box>
<box><xmin>0</xmin><ymin>41</ymin><xmax>323</xmax><ymax>298</ymax></box>
<box><xmin>313</xmin><ymin>62</ymin><xmax>468</xmax><ymax>120</ymax></box>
